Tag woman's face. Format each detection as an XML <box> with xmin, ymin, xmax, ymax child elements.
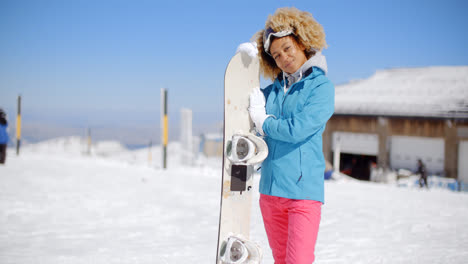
<box><xmin>270</xmin><ymin>36</ymin><xmax>308</xmax><ymax>74</ymax></box>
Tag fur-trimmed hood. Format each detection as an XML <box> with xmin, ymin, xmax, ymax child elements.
<box><xmin>281</xmin><ymin>51</ymin><xmax>328</xmax><ymax>91</ymax></box>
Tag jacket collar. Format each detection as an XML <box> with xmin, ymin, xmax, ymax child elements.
<box><xmin>274</xmin><ymin>51</ymin><xmax>328</xmax><ymax>91</ymax></box>
<box><xmin>275</xmin><ymin>66</ymin><xmax>325</xmax><ymax>91</ymax></box>
<box><xmin>278</xmin><ymin>67</ymin><xmax>313</xmax><ymax>82</ymax></box>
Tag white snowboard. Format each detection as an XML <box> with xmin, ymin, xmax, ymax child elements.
<box><xmin>216</xmin><ymin>52</ymin><xmax>265</xmax><ymax>263</ymax></box>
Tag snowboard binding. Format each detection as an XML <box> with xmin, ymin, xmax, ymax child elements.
<box><xmin>225</xmin><ymin>132</ymin><xmax>268</xmax><ymax>165</ymax></box>
<box><xmin>225</xmin><ymin>132</ymin><xmax>268</xmax><ymax>193</ymax></box>
<box><xmin>219</xmin><ymin>235</ymin><xmax>262</xmax><ymax>264</ymax></box>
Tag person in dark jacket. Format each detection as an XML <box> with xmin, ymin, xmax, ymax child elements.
<box><xmin>247</xmin><ymin>7</ymin><xmax>334</xmax><ymax>263</ymax></box>
<box><xmin>0</xmin><ymin>108</ymin><xmax>9</xmax><ymax>164</ymax></box>
<box><xmin>417</xmin><ymin>159</ymin><xmax>428</xmax><ymax>188</ymax></box>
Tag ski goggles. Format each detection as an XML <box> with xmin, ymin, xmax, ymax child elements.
<box><xmin>263</xmin><ymin>27</ymin><xmax>294</xmax><ymax>55</ymax></box>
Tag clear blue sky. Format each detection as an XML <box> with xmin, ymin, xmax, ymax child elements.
<box><xmin>1</xmin><ymin>0</ymin><xmax>467</xmax><ymax>143</ymax></box>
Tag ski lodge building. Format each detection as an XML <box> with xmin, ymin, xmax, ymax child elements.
<box><xmin>200</xmin><ymin>133</ymin><xmax>223</xmax><ymax>157</ymax></box>
<box><xmin>323</xmin><ymin>66</ymin><xmax>468</xmax><ymax>183</ymax></box>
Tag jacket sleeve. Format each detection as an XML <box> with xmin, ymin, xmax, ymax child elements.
<box><xmin>262</xmin><ymin>80</ymin><xmax>335</xmax><ymax>144</ymax></box>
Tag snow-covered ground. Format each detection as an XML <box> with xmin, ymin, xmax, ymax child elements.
<box><xmin>1</xmin><ymin>138</ymin><xmax>467</xmax><ymax>263</ymax></box>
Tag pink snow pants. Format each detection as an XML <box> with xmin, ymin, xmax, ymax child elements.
<box><xmin>260</xmin><ymin>194</ymin><xmax>322</xmax><ymax>264</ymax></box>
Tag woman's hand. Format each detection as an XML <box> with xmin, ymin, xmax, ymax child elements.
<box><xmin>249</xmin><ymin>88</ymin><xmax>268</xmax><ymax>135</ymax></box>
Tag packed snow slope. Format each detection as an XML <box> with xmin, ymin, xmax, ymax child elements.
<box><xmin>1</xmin><ymin>137</ymin><xmax>467</xmax><ymax>263</ymax></box>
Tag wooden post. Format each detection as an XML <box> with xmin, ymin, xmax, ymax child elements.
<box><xmin>333</xmin><ymin>133</ymin><xmax>341</xmax><ymax>172</ymax></box>
<box><xmin>377</xmin><ymin>117</ymin><xmax>389</xmax><ymax>169</ymax></box>
<box><xmin>322</xmin><ymin>125</ymin><xmax>332</xmax><ymax>165</ymax></box>
<box><xmin>444</xmin><ymin>120</ymin><xmax>458</xmax><ymax>179</ymax></box>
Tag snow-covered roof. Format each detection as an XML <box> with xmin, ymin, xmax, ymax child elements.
<box><xmin>334</xmin><ymin>66</ymin><xmax>468</xmax><ymax>119</ymax></box>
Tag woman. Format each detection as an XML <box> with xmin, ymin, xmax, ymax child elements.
<box><xmin>248</xmin><ymin>7</ymin><xmax>334</xmax><ymax>264</ymax></box>
<box><xmin>0</xmin><ymin>108</ymin><xmax>9</xmax><ymax>164</ymax></box>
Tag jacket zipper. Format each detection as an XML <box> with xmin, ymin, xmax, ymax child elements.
<box><xmin>281</xmin><ymin>81</ymin><xmax>295</xmax><ymax>116</ymax></box>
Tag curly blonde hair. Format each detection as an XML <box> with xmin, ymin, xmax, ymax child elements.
<box><xmin>254</xmin><ymin>7</ymin><xmax>327</xmax><ymax>81</ymax></box>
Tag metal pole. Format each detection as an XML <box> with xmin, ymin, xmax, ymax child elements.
<box><xmin>16</xmin><ymin>95</ymin><xmax>21</xmax><ymax>155</ymax></box>
<box><xmin>161</xmin><ymin>89</ymin><xmax>168</xmax><ymax>169</ymax></box>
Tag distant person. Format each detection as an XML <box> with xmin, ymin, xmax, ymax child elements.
<box><xmin>417</xmin><ymin>159</ymin><xmax>428</xmax><ymax>188</ymax></box>
<box><xmin>342</xmin><ymin>157</ymin><xmax>357</xmax><ymax>176</ymax></box>
<box><xmin>0</xmin><ymin>108</ymin><xmax>9</xmax><ymax>164</ymax></box>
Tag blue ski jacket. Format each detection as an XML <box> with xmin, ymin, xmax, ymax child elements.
<box><xmin>0</xmin><ymin>124</ymin><xmax>9</xmax><ymax>144</ymax></box>
<box><xmin>260</xmin><ymin>66</ymin><xmax>334</xmax><ymax>203</ymax></box>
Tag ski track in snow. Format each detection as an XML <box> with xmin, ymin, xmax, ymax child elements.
<box><xmin>1</xmin><ymin>141</ymin><xmax>468</xmax><ymax>263</ymax></box>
